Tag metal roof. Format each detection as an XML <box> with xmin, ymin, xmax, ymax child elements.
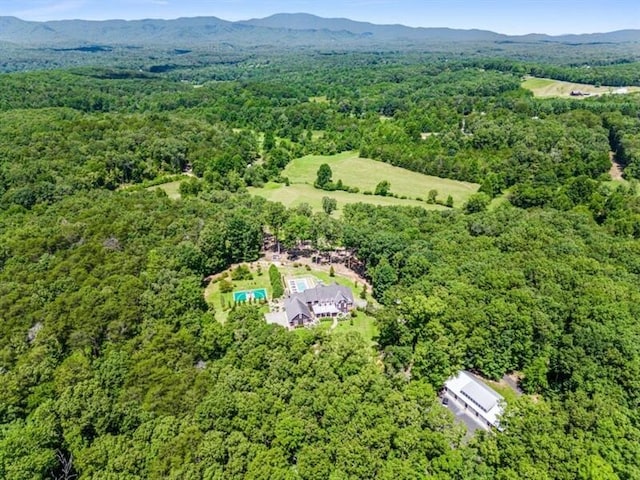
<box><xmin>461</xmin><ymin>380</ymin><xmax>501</xmax><ymax>412</ymax></box>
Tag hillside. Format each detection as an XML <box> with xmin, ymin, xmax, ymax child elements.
<box><xmin>0</xmin><ymin>13</ymin><xmax>639</xmax><ymax>48</ymax></box>
<box><xmin>3</xmin><ymin>32</ymin><xmax>640</xmax><ymax>479</ymax></box>
<box><xmin>284</xmin><ymin>152</ymin><xmax>478</xmax><ymax>203</ymax></box>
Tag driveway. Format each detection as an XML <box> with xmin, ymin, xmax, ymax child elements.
<box><xmin>442</xmin><ymin>393</ymin><xmax>489</xmax><ymax>435</ymax></box>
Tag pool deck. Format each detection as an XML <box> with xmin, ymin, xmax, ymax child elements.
<box><xmin>284</xmin><ymin>275</ymin><xmax>317</xmax><ymax>294</ymax></box>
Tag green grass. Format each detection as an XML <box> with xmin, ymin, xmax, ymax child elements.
<box><xmin>147</xmin><ymin>180</ymin><xmax>182</xmax><ymax>199</ymax></box>
<box><xmin>249</xmin><ymin>182</ymin><xmax>441</xmax><ymax>216</ymax></box>
<box><xmin>319</xmin><ymin>311</ymin><xmax>379</xmax><ymax>346</ymax></box>
<box><xmin>489</xmin><ymin>191</ymin><xmax>510</xmax><ymax>210</ymax></box>
<box><xmin>281</xmin><ymin>151</ymin><xmax>479</xmax><ymax>206</ymax></box>
<box><xmin>521</xmin><ymin>77</ymin><xmax>556</xmax><ymax>90</ymax></box>
<box><xmin>482</xmin><ymin>379</ymin><xmax>520</xmax><ymax>405</ymax></box>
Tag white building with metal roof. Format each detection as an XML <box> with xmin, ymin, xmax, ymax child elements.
<box><xmin>443</xmin><ymin>371</ymin><xmax>505</xmax><ymax>430</ymax></box>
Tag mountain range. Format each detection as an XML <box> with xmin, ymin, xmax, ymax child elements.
<box><xmin>1</xmin><ymin>13</ymin><xmax>639</xmax><ymax>48</ymax></box>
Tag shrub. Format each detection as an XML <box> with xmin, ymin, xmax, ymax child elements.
<box><xmin>360</xmin><ymin>284</ymin><xmax>367</xmax><ymax>300</ymax></box>
<box><xmin>374</xmin><ymin>180</ymin><xmax>391</xmax><ymax>196</ymax></box>
<box><xmin>446</xmin><ymin>195</ymin><xmax>454</xmax><ymax>208</ymax></box>
<box><xmin>220</xmin><ymin>279</ymin><xmax>233</xmax><ymax>293</ymax></box>
<box><xmin>464</xmin><ymin>192</ymin><xmax>491</xmax><ymax>214</ymax></box>
<box><xmin>231</xmin><ymin>264</ymin><xmax>253</xmax><ymax>281</ymax></box>
<box><xmin>269</xmin><ymin>264</ymin><xmax>284</xmax><ymax>299</ymax></box>
<box><xmin>329</xmin><ymin>265</ymin><xmax>335</xmax><ymax>277</ymax></box>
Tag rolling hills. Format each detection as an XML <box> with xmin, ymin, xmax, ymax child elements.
<box><xmin>0</xmin><ymin>13</ymin><xmax>639</xmax><ymax>48</ymax></box>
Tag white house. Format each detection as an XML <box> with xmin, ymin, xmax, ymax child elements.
<box><xmin>443</xmin><ymin>371</ymin><xmax>505</xmax><ymax>430</ymax></box>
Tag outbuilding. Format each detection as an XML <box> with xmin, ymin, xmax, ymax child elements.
<box><xmin>443</xmin><ymin>371</ymin><xmax>505</xmax><ymax>430</ymax></box>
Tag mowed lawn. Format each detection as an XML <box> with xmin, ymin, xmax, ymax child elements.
<box><xmin>522</xmin><ymin>76</ymin><xmax>640</xmax><ymax>98</ymax></box>
<box><xmin>318</xmin><ymin>311</ymin><xmax>379</xmax><ymax>347</ymax></box>
<box><xmin>249</xmin><ymin>182</ymin><xmax>440</xmax><ymax>215</ymax></box>
<box><xmin>285</xmin><ymin>152</ymin><xmax>478</xmax><ymax>204</ymax></box>
<box><xmin>147</xmin><ymin>180</ymin><xmax>182</xmax><ymax>199</ymax></box>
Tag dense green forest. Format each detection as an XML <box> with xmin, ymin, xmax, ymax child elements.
<box><xmin>2</xmin><ymin>44</ymin><xmax>640</xmax><ymax>479</ymax></box>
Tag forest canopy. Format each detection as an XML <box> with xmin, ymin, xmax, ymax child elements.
<box><xmin>1</xmin><ymin>45</ymin><xmax>640</xmax><ymax>479</ymax></box>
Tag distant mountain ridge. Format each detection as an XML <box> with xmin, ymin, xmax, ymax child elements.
<box><xmin>0</xmin><ymin>13</ymin><xmax>639</xmax><ymax>48</ymax></box>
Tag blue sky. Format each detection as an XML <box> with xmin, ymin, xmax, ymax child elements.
<box><xmin>1</xmin><ymin>0</ymin><xmax>639</xmax><ymax>35</ymax></box>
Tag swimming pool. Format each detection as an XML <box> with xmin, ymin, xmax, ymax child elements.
<box><xmin>233</xmin><ymin>288</ymin><xmax>268</xmax><ymax>302</ymax></box>
<box><xmin>288</xmin><ymin>276</ymin><xmax>314</xmax><ymax>293</ymax></box>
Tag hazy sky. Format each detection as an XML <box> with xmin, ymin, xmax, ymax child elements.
<box><xmin>2</xmin><ymin>0</ymin><xmax>639</xmax><ymax>35</ymax></box>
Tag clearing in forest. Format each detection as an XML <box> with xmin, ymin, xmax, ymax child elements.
<box><xmin>147</xmin><ymin>180</ymin><xmax>182</xmax><ymax>199</ymax></box>
<box><xmin>205</xmin><ymin>262</ymin><xmax>378</xmax><ymax>345</ymax></box>
<box><xmin>253</xmin><ymin>151</ymin><xmax>478</xmax><ymax>212</ymax></box>
<box><xmin>249</xmin><ymin>182</ymin><xmax>438</xmax><ymax>216</ymax></box>
<box><xmin>522</xmin><ymin>76</ymin><xmax>640</xmax><ymax>98</ymax></box>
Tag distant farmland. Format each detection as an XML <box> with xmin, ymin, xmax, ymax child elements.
<box><xmin>522</xmin><ymin>76</ymin><xmax>640</xmax><ymax>98</ymax></box>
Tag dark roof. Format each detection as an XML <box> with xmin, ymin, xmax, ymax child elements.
<box><xmin>283</xmin><ymin>283</ymin><xmax>354</xmax><ymax>323</ymax></box>
<box><xmin>296</xmin><ymin>283</ymin><xmax>354</xmax><ymax>305</ymax></box>
<box><xmin>283</xmin><ymin>297</ymin><xmax>312</xmax><ymax>322</ymax></box>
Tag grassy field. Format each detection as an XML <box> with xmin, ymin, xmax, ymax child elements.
<box><xmin>282</xmin><ymin>152</ymin><xmax>478</xmax><ymax>204</ymax></box>
<box><xmin>147</xmin><ymin>152</ymin><xmax>478</xmax><ymax>212</ymax></box>
<box><xmin>318</xmin><ymin>311</ymin><xmax>379</xmax><ymax>346</ymax></box>
<box><xmin>147</xmin><ymin>180</ymin><xmax>182</xmax><ymax>199</ymax></box>
<box><xmin>522</xmin><ymin>76</ymin><xmax>640</xmax><ymax>98</ymax></box>
<box><xmin>249</xmin><ymin>182</ymin><xmax>440</xmax><ymax>216</ymax></box>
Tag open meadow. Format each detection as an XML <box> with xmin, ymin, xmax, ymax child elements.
<box><xmin>250</xmin><ymin>151</ymin><xmax>479</xmax><ymax>213</ymax></box>
<box><xmin>147</xmin><ymin>180</ymin><xmax>182</xmax><ymax>199</ymax></box>
<box><xmin>249</xmin><ymin>182</ymin><xmax>440</xmax><ymax>215</ymax></box>
<box><xmin>522</xmin><ymin>76</ymin><xmax>640</xmax><ymax>98</ymax></box>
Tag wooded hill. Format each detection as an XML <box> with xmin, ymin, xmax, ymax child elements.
<box><xmin>1</xmin><ymin>13</ymin><xmax>640</xmax><ymax>48</ymax></box>
<box><xmin>1</xmin><ymin>43</ymin><xmax>640</xmax><ymax>479</ymax></box>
